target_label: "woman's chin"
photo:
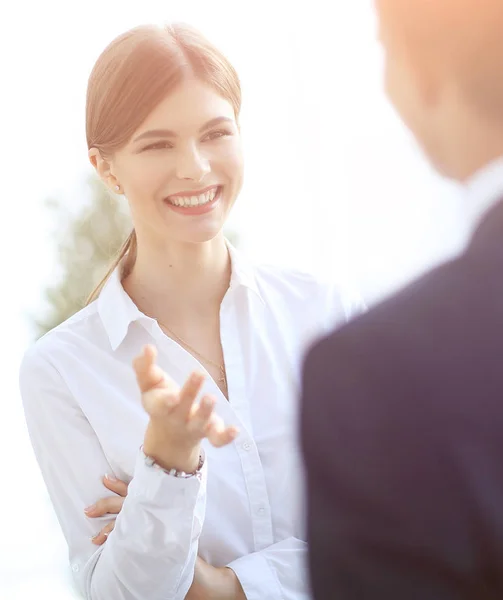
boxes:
[167,224,226,245]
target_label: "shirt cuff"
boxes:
[228,551,282,600]
[128,447,208,504]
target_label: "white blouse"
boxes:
[19,244,364,600]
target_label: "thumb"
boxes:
[133,345,176,393]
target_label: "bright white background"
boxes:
[0,1,468,597]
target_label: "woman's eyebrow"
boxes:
[132,116,234,144]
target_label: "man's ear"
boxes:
[88,147,121,192]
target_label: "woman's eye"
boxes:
[143,142,173,151]
[204,129,231,141]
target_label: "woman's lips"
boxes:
[164,186,222,216]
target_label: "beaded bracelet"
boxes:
[141,447,205,479]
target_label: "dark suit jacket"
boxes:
[301,198,503,600]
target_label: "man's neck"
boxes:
[122,233,231,325]
[455,144,503,184]
[440,99,503,183]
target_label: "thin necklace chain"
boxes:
[157,320,227,390]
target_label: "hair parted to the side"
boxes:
[85,23,242,304]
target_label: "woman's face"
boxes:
[109,78,243,246]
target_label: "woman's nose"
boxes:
[175,144,211,181]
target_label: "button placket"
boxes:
[237,437,274,551]
[219,290,253,427]
[220,290,274,550]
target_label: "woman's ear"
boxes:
[88,147,121,192]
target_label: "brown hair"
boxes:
[86,23,242,303]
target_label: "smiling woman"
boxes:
[86,24,243,302]
[90,77,243,286]
[19,21,364,600]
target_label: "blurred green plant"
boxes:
[35,173,239,338]
[34,174,132,338]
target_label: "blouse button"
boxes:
[242,441,252,451]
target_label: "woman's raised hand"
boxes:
[133,345,238,473]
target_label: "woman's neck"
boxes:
[123,233,231,325]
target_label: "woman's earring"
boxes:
[115,184,121,193]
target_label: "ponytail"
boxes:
[86,229,137,305]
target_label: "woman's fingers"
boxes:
[84,476,127,547]
[133,345,160,392]
[190,396,239,445]
[133,345,177,394]
[134,351,238,446]
[84,495,125,517]
[190,394,216,432]
[177,372,206,418]
[212,425,240,448]
[206,414,239,448]
[102,474,128,497]
[139,369,204,419]
[91,520,116,546]
[141,387,180,417]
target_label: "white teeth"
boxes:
[168,187,219,207]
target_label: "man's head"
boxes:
[376,0,503,181]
